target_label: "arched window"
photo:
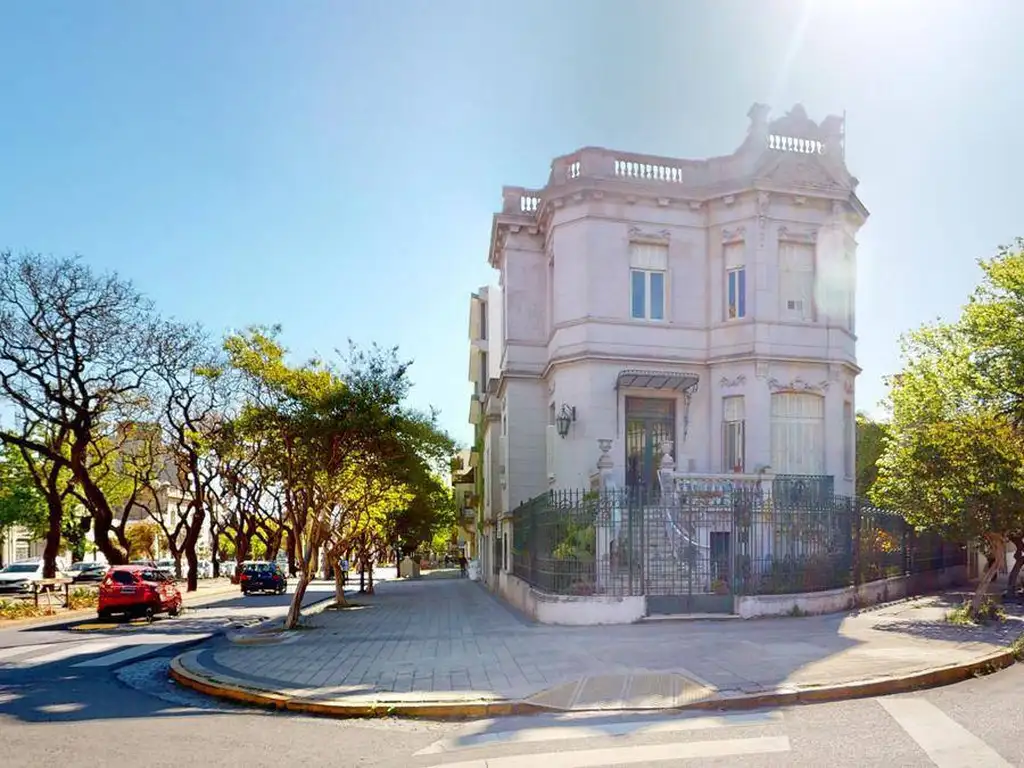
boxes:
[770,392,825,475]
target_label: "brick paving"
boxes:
[188,574,1024,709]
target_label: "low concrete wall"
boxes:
[497,572,647,625]
[734,566,969,619]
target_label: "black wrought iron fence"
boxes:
[510,486,967,599]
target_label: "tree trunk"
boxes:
[286,529,297,576]
[971,534,1006,615]
[333,557,349,607]
[265,529,281,562]
[1006,535,1024,599]
[359,565,365,593]
[209,515,220,578]
[41,494,63,579]
[70,436,127,565]
[285,570,310,629]
[366,560,374,594]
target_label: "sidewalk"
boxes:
[171,574,1024,718]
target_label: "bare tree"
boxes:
[152,326,235,591]
[0,252,171,564]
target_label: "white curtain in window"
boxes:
[770,392,825,474]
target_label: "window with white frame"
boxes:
[724,243,746,320]
[722,396,745,473]
[844,401,854,478]
[779,242,814,321]
[770,392,825,475]
[629,241,667,321]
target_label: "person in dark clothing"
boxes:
[458,554,468,577]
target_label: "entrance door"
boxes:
[624,397,676,492]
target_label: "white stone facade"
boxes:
[468,104,868,581]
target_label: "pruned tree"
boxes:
[0,252,172,564]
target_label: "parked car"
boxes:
[0,559,69,594]
[98,565,182,620]
[68,561,108,584]
[239,561,288,595]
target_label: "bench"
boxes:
[30,578,76,608]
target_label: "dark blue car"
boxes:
[239,561,288,595]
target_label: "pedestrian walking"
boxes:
[458,554,468,578]
[340,557,349,587]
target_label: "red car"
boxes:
[98,565,183,620]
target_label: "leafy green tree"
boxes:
[0,443,47,566]
[855,413,888,497]
[874,319,1024,614]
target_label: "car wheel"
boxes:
[97,608,112,620]
[144,605,155,623]
[169,600,182,617]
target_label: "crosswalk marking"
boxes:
[72,635,205,668]
[421,736,791,768]
[0,633,209,669]
[14,639,123,666]
[416,710,784,755]
[0,643,50,662]
[878,698,1011,767]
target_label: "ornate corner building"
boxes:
[467,104,868,590]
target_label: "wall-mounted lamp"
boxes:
[555,403,576,438]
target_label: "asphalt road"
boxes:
[3,583,1024,767]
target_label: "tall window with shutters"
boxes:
[770,392,825,475]
[722,396,745,473]
[779,242,815,322]
[629,241,668,321]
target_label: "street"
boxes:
[2,578,1023,767]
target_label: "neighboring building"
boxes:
[468,286,504,585]
[468,103,867,591]
[0,525,45,567]
[449,449,477,559]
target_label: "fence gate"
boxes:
[620,490,733,614]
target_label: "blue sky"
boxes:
[1,1,1021,446]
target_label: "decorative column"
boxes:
[658,439,676,497]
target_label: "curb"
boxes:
[169,645,1020,721]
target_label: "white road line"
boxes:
[12,639,123,666]
[0,644,51,663]
[878,698,1011,767]
[416,711,784,755]
[73,633,208,668]
[421,736,790,768]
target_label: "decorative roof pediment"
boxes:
[755,151,847,192]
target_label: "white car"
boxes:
[0,559,69,594]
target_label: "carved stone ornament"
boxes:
[722,226,746,245]
[628,226,671,245]
[720,374,747,389]
[844,379,854,395]
[755,362,770,379]
[767,377,831,394]
[757,192,771,247]
[777,225,818,245]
